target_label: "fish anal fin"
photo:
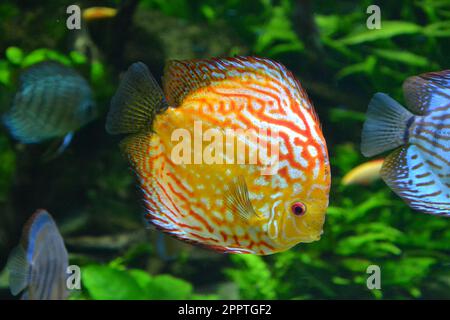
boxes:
[381,145,450,215]
[119,132,158,174]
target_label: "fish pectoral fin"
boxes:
[41,132,74,161]
[224,175,261,223]
[7,245,30,296]
[361,93,413,157]
[58,132,74,154]
[381,145,450,215]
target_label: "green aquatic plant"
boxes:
[0,135,15,202]
[80,263,217,300]
[225,255,278,300]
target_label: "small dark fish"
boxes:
[7,210,69,300]
[361,70,450,215]
[2,61,96,152]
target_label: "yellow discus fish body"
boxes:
[108,57,331,254]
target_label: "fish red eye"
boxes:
[291,202,306,216]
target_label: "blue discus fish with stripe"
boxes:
[361,70,450,215]
[7,210,69,300]
[2,61,96,152]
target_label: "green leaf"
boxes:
[315,14,341,37]
[341,258,372,272]
[423,21,450,37]
[382,257,437,286]
[200,5,215,22]
[225,255,277,299]
[0,60,11,86]
[128,269,153,289]
[339,21,422,45]
[336,56,377,80]
[5,46,23,65]
[254,5,303,55]
[372,48,432,67]
[21,48,71,67]
[82,265,145,300]
[70,51,87,65]
[90,61,105,83]
[145,275,193,300]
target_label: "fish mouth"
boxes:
[289,209,325,244]
[276,215,324,246]
[299,228,323,243]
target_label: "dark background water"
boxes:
[0,0,449,299]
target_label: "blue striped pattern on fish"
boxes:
[2,61,96,144]
[7,210,69,300]
[361,70,450,216]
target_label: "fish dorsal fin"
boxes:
[7,245,30,296]
[20,61,80,85]
[106,62,168,135]
[162,56,313,109]
[402,70,450,115]
[381,146,450,215]
[21,209,52,247]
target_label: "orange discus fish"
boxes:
[106,56,330,255]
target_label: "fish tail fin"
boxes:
[2,112,36,144]
[361,93,413,157]
[106,62,168,135]
[2,113,14,137]
[6,245,30,296]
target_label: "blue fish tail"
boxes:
[6,245,30,296]
[361,93,414,157]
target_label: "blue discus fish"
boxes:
[361,70,450,215]
[2,61,96,153]
[7,210,69,300]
